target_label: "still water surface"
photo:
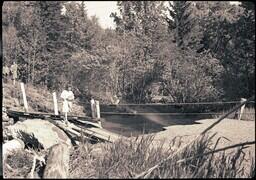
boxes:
[97,104,225,137]
[101,114,207,137]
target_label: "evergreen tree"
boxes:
[36,1,67,88]
[2,2,21,66]
[2,1,44,84]
[166,1,194,47]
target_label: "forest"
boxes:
[2,1,255,104]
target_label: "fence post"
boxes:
[238,98,246,120]
[95,100,101,119]
[53,92,59,115]
[95,100,102,127]
[90,99,96,118]
[20,82,28,112]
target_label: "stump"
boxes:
[43,143,70,178]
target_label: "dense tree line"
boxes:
[2,1,255,104]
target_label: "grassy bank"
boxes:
[69,134,255,178]
[3,132,255,178]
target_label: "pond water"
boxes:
[101,114,208,137]
[89,102,250,137]
[97,104,234,137]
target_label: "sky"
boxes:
[85,1,118,29]
[84,1,240,29]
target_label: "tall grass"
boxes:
[3,133,254,178]
[242,107,255,121]
[69,134,255,178]
[3,150,33,178]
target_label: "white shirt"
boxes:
[61,90,74,113]
[61,90,74,100]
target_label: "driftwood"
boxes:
[43,142,70,178]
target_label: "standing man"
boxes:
[67,86,75,112]
[10,61,18,85]
[60,85,74,125]
[3,65,10,83]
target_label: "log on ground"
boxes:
[43,142,71,178]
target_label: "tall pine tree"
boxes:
[166,1,194,48]
[36,1,67,88]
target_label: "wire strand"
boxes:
[101,112,255,116]
[104,101,255,106]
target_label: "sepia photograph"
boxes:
[1,1,255,178]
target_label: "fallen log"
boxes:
[43,142,70,178]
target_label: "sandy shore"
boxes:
[155,118,254,141]
[151,118,255,161]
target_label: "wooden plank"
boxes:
[88,127,121,142]
[68,122,124,143]
[6,109,93,121]
[71,118,102,128]
[76,127,119,142]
